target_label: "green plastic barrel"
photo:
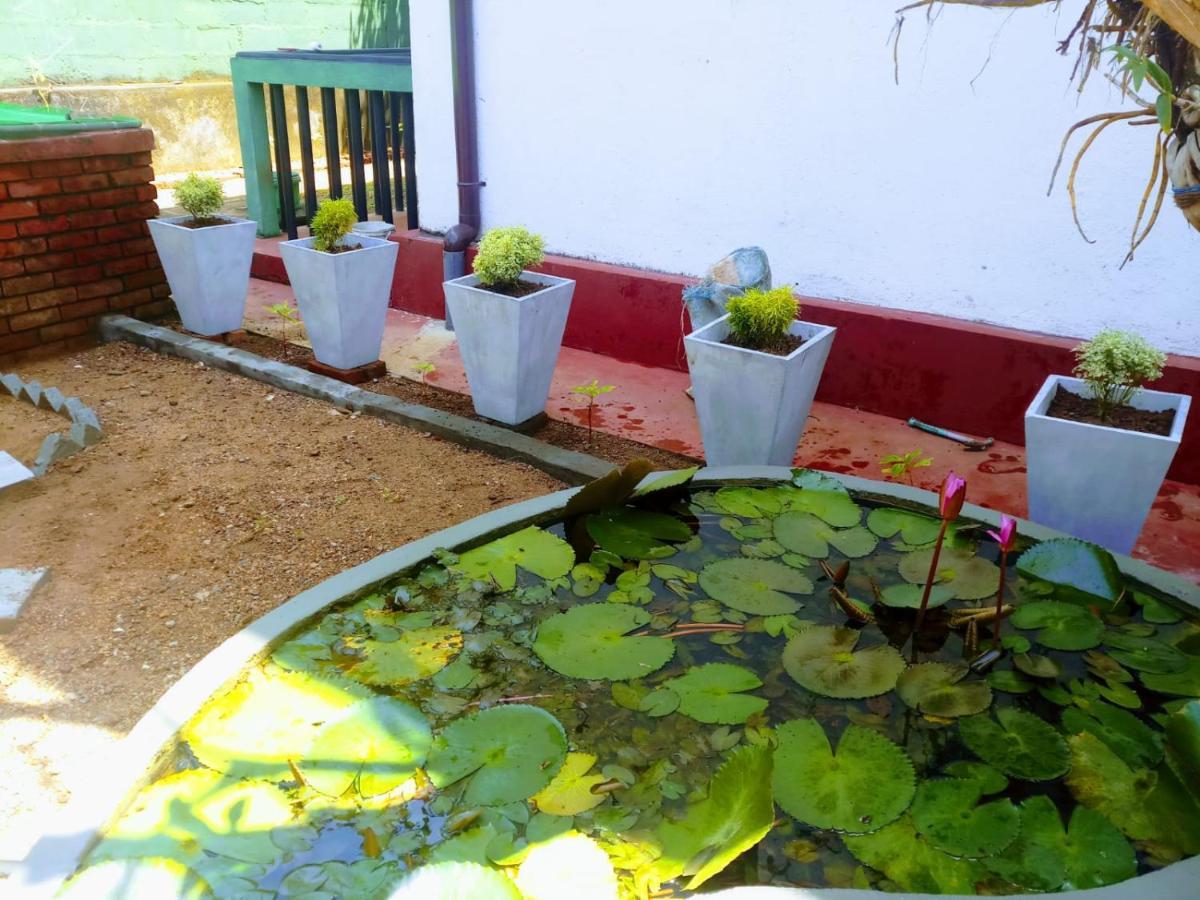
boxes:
[0,102,140,140]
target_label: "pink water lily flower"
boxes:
[938,471,967,521]
[988,515,1018,553]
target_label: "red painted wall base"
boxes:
[255,229,1200,484]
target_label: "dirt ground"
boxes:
[0,341,563,862]
[0,393,64,468]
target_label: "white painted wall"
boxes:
[411,0,1199,356]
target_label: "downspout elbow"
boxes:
[443,222,478,253]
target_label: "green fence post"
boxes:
[231,65,277,237]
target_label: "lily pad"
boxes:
[773,511,878,559]
[985,794,1136,891]
[1013,653,1061,679]
[791,468,850,493]
[698,558,812,615]
[586,509,691,560]
[877,583,956,610]
[788,489,864,527]
[1103,630,1188,674]
[943,761,1008,795]
[634,466,700,496]
[280,860,398,897]
[389,861,521,899]
[1142,653,1200,697]
[1062,700,1163,770]
[346,627,463,687]
[843,816,983,894]
[867,507,943,547]
[1166,701,1200,805]
[452,526,574,590]
[714,486,788,517]
[649,745,775,890]
[1133,590,1184,625]
[663,663,767,724]
[1065,732,1175,845]
[427,705,567,806]
[958,708,1070,781]
[987,670,1033,694]
[301,696,431,797]
[532,604,674,681]
[517,833,618,899]
[911,778,1019,858]
[782,625,906,699]
[898,546,999,600]
[772,718,914,833]
[59,858,212,900]
[1016,537,1122,602]
[896,662,993,718]
[1010,601,1103,651]
[531,752,608,815]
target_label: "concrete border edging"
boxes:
[97,315,611,485]
[0,372,103,477]
[13,468,1200,899]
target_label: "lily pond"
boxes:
[63,469,1200,899]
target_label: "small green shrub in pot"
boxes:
[175,174,224,223]
[725,286,799,352]
[1073,329,1168,422]
[310,198,359,253]
[473,226,545,290]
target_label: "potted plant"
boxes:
[278,198,399,372]
[148,174,257,336]
[442,227,575,427]
[1025,329,1190,553]
[684,286,836,466]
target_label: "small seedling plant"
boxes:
[570,379,615,444]
[725,287,798,354]
[473,226,545,291]
[880,449,932,486]
[1072,329,1167,422]
[175,174,224,224]
[413,361,436,384]
[310,198,358,253]
[265,303,302,342]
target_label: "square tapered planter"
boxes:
[1025,375,1190,554]
[279,236,399,370]
[685,315,836,466]
[443,272,575,427]
[148,215,257,336]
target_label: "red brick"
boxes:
[38,194,92,215]
[108,287,151,310]
[0,237,46,259]
[116,201,158,222]
[88,187,139,208]
[17,216,70,236]
[122,267,165,289]
[0,129,153,165]
[8,177,61,199]
[109,166,155,187]
[38,318,92,341]
[0,330,40,355]
[0,296,28,316]
[0,224,15,240]
[134,184,158,202]
[134,299,173,319]
[53,266,102,288]
[67,210,115,230]
[30,158,82,177]
[0,184,7,201]
[61,172,110,193]
[0,163,31,181]
[95,222,142,244]
[48,230,96,252]
[0,318,8,335]
[80,156,127,174]
[76,278,123,300]
[0,200,39,221]
[22,251,76,274]
[130,151,153,166]
[151,282,171,299]
[58,297,109,321]
[2,272,53,296]
[26,286,77,310]
[104,255,147,277]
[75,243,123,265]
[0,260,23,279]
[9,307,59,331]
[121,237,156,255]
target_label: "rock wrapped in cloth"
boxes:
[1168,85,1200,232]
[682,247,772,331]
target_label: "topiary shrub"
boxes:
[310,198,359,253]
[1073,329,1167,422]
[473,226,545,289]
[175,174,224,222]
[725,287,799,353]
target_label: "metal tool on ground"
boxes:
[907,418,994,451]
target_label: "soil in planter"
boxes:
[481,278,549,298]
[178,216,236,229]
[320,242,363,255]
[1046,385,1175,436]
[722,332,805,356]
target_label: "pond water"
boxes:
[63,470,1200,898]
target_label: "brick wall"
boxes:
[0,128,168,360]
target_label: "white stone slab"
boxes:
[0,567,48,631]
[0,451,34,491]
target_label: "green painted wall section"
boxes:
[1,0,409,86]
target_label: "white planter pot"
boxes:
[147,215,256,336]
[279,236,399,370]
[443,272,575,426]
[685,315,836,466]
[1025,374,1191,554]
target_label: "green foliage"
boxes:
[175,173,223,221]
[531,603,675,681]
[413,360,436,383]
[265,302,298,323]
[880,449,932,482]
[570,379,615,401]
[782,625,906,699]
[1073,329,1167,421]
[310,198,358,253]
[1109,45,1175,131]
[725,286,798,350]
[473,226,545,288]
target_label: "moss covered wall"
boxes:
[1,0,409,85]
